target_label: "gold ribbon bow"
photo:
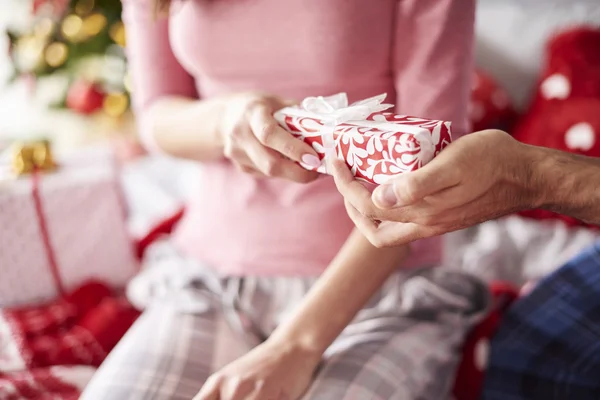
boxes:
[11,140,57,176]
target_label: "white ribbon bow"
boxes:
[301,93,394,125]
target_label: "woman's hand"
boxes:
[219,93,321,183]
[194,339,320,400]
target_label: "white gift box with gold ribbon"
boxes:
[0,142,138,307]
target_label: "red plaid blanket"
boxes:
[0,281,139,399]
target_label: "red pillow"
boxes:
[469,69,517,132]
[511,26,600,229]
[535,26,600,103]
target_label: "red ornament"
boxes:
[66,80,105,115]
[32,0,69,15]
[536,26,600,103]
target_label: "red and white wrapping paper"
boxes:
[0,148,138,308]
[274,93,452,184]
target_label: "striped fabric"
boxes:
[80,243,489,400]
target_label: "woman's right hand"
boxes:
[219,93,321,183]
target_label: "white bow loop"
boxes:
[301,93,393,125]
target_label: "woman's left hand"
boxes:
[194,338,321,400]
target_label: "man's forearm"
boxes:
[530,145,600,225]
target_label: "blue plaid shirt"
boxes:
[481,240,600,400]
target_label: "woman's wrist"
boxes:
[266,330,324,366]
[268,323,328,358]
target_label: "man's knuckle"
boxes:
[363,206,379,220]
[400,180,419,203]
[420,214,436,226]
[355,197,373,215]
[431,226,446,237]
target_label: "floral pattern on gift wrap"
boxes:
[280,112,452,184]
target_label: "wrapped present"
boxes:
[0,141,138,308]
[274,93,452,184]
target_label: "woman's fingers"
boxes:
[343,201,380,240]
[329,159,383,220]
[227,146,268,177]
[243,133,319,183]
[194,375,221,400]
[247,101,321,168]
[223,95,321,183]
[344,200,430,248]
[224,377,255,400]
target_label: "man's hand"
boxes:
[330,130,544,247]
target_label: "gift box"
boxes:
[274,93,452,184]
[0,142,138,307]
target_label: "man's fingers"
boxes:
[330,159,381,218]
[248,102,320,167]
[372,157,459,209]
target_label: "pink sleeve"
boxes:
[122,0,198,151]
[393,0,475,137]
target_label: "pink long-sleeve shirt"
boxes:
[123,0,475,276]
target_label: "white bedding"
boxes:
[445,216,599,285]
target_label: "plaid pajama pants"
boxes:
[482,240,600,400]
[80,244,489,400]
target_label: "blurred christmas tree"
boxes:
[5,0,130,118]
